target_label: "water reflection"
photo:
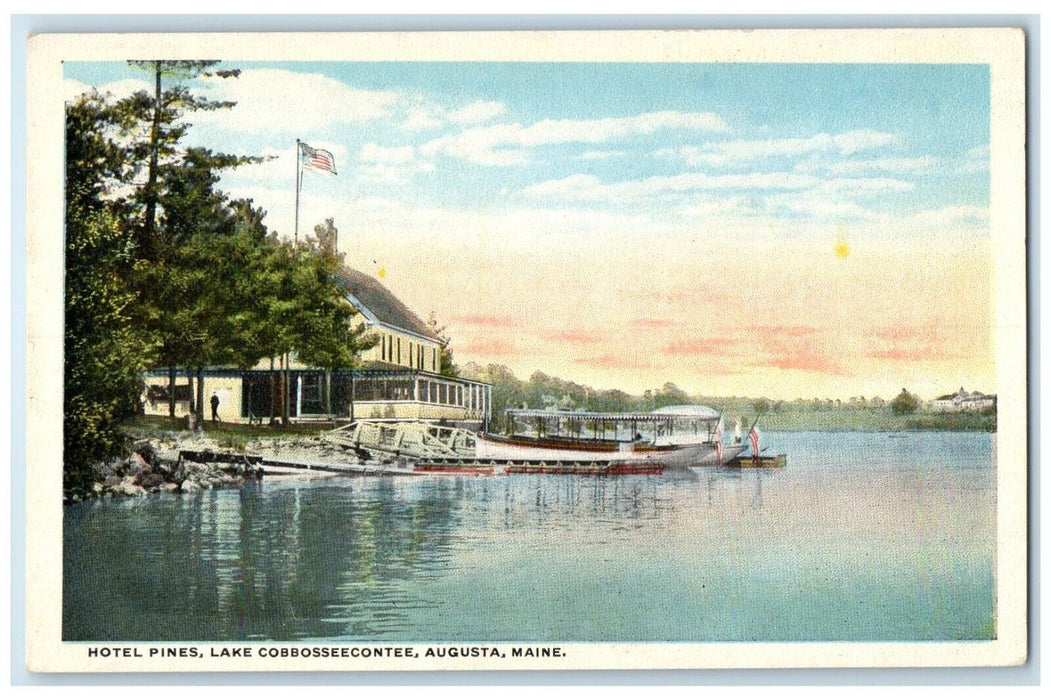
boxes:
[64,432,995,642]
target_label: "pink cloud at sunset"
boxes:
[453,315,517,328]
[751,325,819,337]
[629,318,676,329]
[461,340,518,357]
[867,323,956,362]
[750,328,843,375]
[543,330,607,344]
[572,354,664,371]
[663,337,738,356]
[868,348,940,362]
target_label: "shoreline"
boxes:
[77,430,372,503]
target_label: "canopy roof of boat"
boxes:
[651,404,721,419]
[505,407,721,423]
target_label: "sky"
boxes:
[63,60,993,401]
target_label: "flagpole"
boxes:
[294,138,301,244]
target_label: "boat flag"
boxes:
[299,141,337,174]
[749,426,760,465]
[714,417,724,463]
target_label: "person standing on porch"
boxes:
[210,391,220,423]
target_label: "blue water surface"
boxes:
[63,431,995,642]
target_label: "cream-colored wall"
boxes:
[361,325,440,372]
[355,401,481,422]
[142,375,245,423]
[143,374,486,426]
[247,325,441,372]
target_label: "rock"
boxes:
[136,471,165,490]
[103,475,122,490]
[180,479,202,493]
[157,482,179,493]
[131,441,157,466]
[117,478,147,497]
[120,455,148,478]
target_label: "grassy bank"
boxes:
[709,405,997,433]
[121,415,333,450]
[123,406,995,443]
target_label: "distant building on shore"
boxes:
[142,267,491,427]
[931,387,996,412]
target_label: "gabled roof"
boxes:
[337,267,440,342]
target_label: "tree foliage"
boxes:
[890,388,921,415]
[64,96,158,499]
[427,312,459,377]
[63,68,376,495]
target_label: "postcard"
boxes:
[25,28,1027,672]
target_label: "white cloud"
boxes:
[400,98,507,131]
[667,129,901,167]
[519,171,818,201]
[814,177,915,197]
[579,150,626,160]
[763,193,880,221]
[401,104,445,131]
[191,69,398,133]
[832,129,901,155]
[959,145,990,173]
[677,196,757,218]
[826,156,936,175]
[218,141,348,193]
[448,100,507,124]
[357,161,435,186]
[357,144,436,185]
[422,110,729,166]
[360,143,416,164]
[910,205,989,228]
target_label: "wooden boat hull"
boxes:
[476,435,745,469]
[412,457,665,476]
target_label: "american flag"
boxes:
[299,142,337,174]
[714,418,724,463]
[749,426,760,465]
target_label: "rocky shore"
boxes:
[92,432,361,499]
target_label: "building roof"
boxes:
[337,267,440,342]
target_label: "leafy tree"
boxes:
[427,312,460,377]
[314,217,338,254]
[64,96,157,499]
[890,388,921,415]
[260,232,378,425]
[135,147,265,419]
[291,236,378,371]
[125,60,238,253]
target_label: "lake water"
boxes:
[63,431,995,642]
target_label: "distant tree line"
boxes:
[64,61,373,499]
[459,363,969,432]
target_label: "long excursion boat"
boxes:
[324,405,748,473]
[479,406,747,470]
